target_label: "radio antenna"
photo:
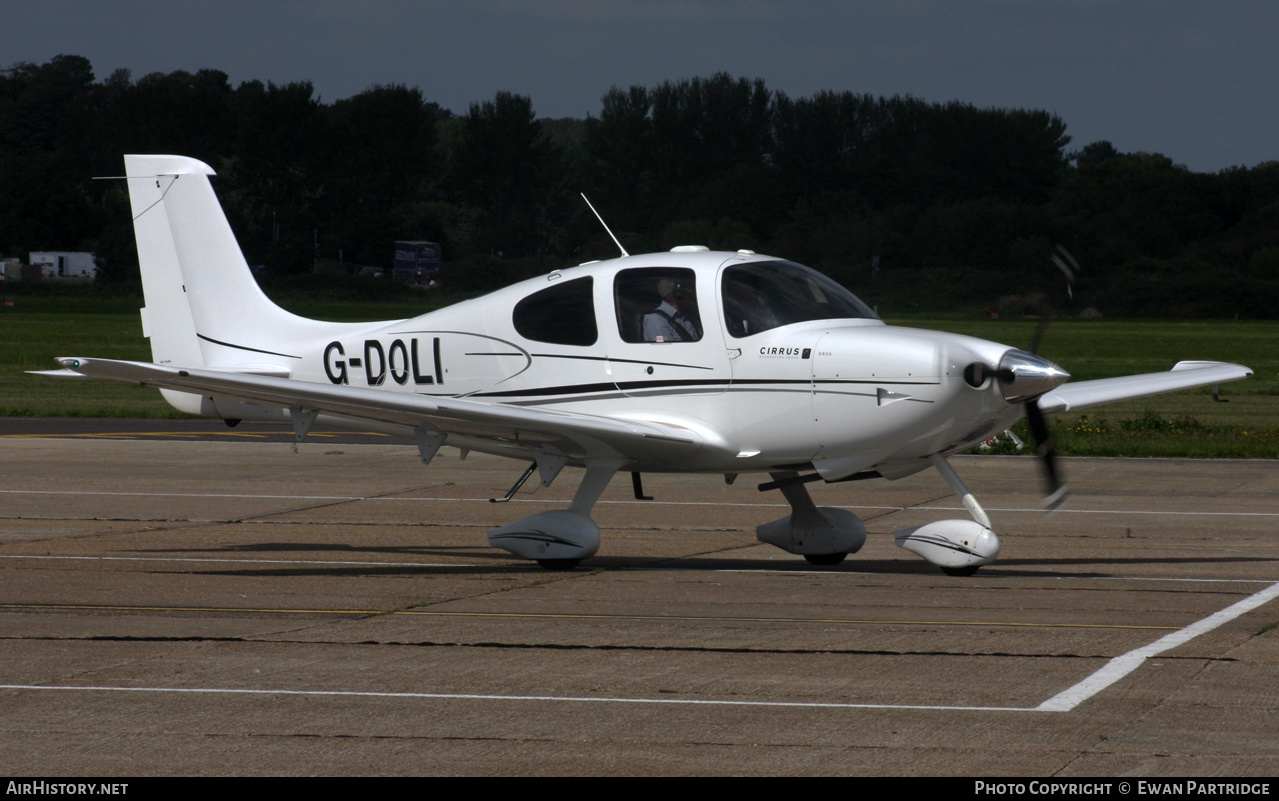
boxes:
[580,193,629,258]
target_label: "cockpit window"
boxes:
[512,277,597,346]
[614,267,703,343]
[721,260,877,338]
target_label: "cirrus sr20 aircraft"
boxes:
[44,155,1253,575]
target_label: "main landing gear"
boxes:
[487,453,1001,576]
[756,471,867,564]
[486,456,625,570]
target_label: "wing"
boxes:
[54,357,714,465]
[1037,361,1252,414]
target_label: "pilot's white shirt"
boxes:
[643,300,699,342]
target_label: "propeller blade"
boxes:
[1029,315,1050,355]
[1051,245,1079,283]
[1033,243,1080,354]
[1012,244,1077,508]
[1025,400,1068,508]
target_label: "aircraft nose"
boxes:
[995,349,1070,403]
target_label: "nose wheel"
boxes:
[893,454,1002,575]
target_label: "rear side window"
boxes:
[512,277,597,346]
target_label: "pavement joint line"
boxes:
[3,489,1277,516]
[0,601,1185,630]
[1,603,374,615]
[1035,579,1279,712]
[5,579,1274,714]
[0,684,1034,712]
[3,554,1276,585]
[0,554,503,569]
[392,610,1174,629]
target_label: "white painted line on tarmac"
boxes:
[1036,580,1279,712]
[919,504,1279,518]
[4,583,1276,714]
[0,489,390,502]
[0,683,1030,713]
[710,567,1276,583]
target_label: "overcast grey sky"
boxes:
[7,0,1276,172]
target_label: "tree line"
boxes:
[3,54,1277,317]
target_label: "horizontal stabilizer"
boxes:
[1037,361,1252,413]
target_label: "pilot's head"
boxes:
[658,277,679,300]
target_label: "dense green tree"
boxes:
[314,84,444,265]
[451,91,560,257]
[1,55,1277,318]
[0,56,102,256]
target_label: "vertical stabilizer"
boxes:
[124,155,328,370]
[125,155,206,368]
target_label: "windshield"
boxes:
[721,260,877,338]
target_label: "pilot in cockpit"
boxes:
[643,277,701,342]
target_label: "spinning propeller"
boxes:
[964,348,1070,505]
[1023,370,1068,509]
[966,245,1079,507]
[1023,245,1078,507]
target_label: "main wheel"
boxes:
[941,565,979,577]
[537,558,581,571]
[804,553,847,566]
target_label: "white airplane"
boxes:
[45,155,1253,574]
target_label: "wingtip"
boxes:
[26,368,86,378]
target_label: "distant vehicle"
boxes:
[46,155,1252,574]
[394,241,440,285]
[29,251,97,280]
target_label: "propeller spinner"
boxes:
[966,349,1071,507]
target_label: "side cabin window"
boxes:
[722,260,877,338]
[512,276,597,346]
[614,267,703,343]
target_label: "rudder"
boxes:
[125,155,206,369]
[124,155,322,370]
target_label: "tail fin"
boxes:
[125,155,206,368]
[124,155,328,371]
